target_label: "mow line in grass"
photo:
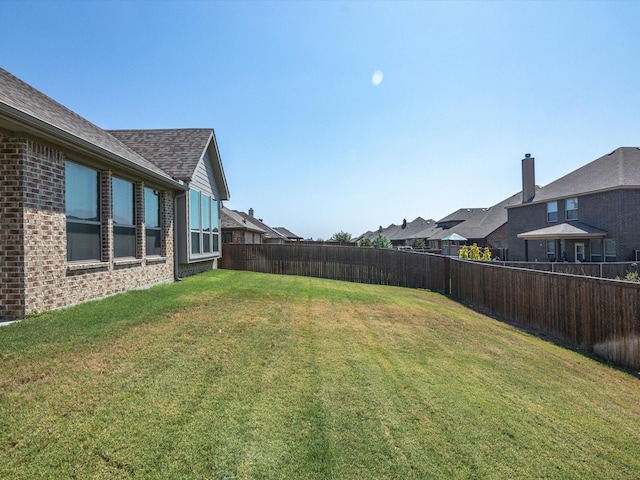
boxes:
[0,270,639,479]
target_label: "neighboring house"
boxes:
[273,227,303,242]
[234,209,289,244]
[507,150,640,262]
[109,129,229,277]
[428,192,534,256]
[388,217,438,247]
[426,208,486,249]
[0,68,229,321]
[221,206,265,244]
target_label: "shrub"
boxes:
[331,231,353,244]
[371,234,392,249]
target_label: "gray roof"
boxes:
[517,221,607,240]
[234,211,286,241]
[108,129,212,180]
[110,128,230,200]
[0,68,181,187]
[221,207,265,233]
[511,147,640,207]
[437,208,485,224]
[431,191,528,241]
[389,217,438,241]
[273,227,302,240]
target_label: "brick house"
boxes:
[220,206,265,244]
[507,150,640,262]
[0,68,229,321]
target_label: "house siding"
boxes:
[0,136,177,321]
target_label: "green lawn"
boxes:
[1,270,639,479]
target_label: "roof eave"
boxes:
[0,104,186,191]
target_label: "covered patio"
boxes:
[517,221,608,262]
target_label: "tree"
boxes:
[330,231,352,244]
[411,238,426,249]
[371,234,392,249]
[357,238,372,247]
[458,245,469,259]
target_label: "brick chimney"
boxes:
[249,208,254,217]
[522,153,535,203]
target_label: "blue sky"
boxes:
[4,0,640,239]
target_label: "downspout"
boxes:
[174,190,187,281]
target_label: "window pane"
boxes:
[67,222,101,261]
[146,229,162,256]
[144,188,160,228]
[212,198,219,233]
[566,198,578,220]
[202,194,211,232]
[112,177,135,225]
[546,240,556,259]
[605,239,616,261]
[203,232,211,253]
[66,161,99,221]
[190,189,201,230]
[547,202,558,222]
[191,231,201,254]
[114,225,136,258]
[590,240,602,262]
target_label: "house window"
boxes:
[566,197,578,220]
[202,194,212,253]
[145,187,162,256]
[547,201,558,222]
[546,240,556,260]
[189,189,220,257]
[212,197,220,253]
[590,239,602,262]
[604,239,616,262]
[112,177,136,258]
[66,161,101,262]
[190,189,201,255]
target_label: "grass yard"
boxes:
[1,270,639,479]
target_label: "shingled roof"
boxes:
[0,68,181,187]
[221,207,265,233]
[511,147,640,206]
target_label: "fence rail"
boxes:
[220,244,640,371]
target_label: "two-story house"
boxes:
[507,150,640,262]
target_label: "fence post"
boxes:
[443,256,451,295]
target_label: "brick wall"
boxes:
[0,136,178,321]
[0,137,27,319]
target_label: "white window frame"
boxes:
[566,197,578,221]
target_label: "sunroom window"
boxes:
[189,188,221,257]
[145,187,162,256]
[112,177,136,258]
[66,161,101,262]
[566,198,578,220]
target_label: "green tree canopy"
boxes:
[330,231,353,244]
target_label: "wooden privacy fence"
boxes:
[220,244,640,370]
[220,243,447,291]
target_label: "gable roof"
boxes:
[517,221,607,240]
[511,147,640,207]
[437,208,486,224]
[221,206,265,233]
[234,211,287,241]
[273,227,302,240]
[0,68,182,188]
[109,128,230,200]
